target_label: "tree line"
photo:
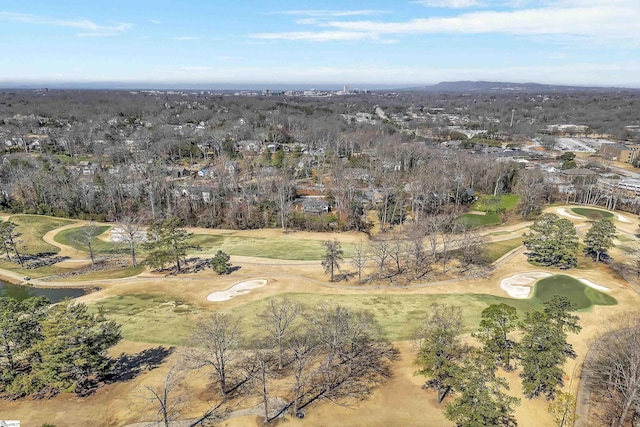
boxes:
[322,220,489,285]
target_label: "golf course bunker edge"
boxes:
[207,279,268,302]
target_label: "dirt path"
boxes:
[42,220,90,259]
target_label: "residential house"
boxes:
[301,198,330,214]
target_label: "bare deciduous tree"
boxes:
[140,368,184,427]
[350,241,369,284]
[256,297,303,370]
[587,319,640,427]
[184,313,242,397]
[118,215,145,267]
[74,220,99,266]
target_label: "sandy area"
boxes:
[616,214,631,223]
[500,271,552,298]
[109,227,147,243]
[579,278,610,292]
[207,279,268,302]
[556,207,584,220]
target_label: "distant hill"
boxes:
[400,81,638,93]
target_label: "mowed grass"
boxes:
[63,264,146,282]
[8,215,75,255]
[190,234,354,260]
[571,207,614,220]
[54,225,128,254]
[0,261,75,278]
[471,194,521,213]
[89,292,540,344]
[89,294,200,345]
[219,292,543,341]
[485,237,524,263]
[532,274,617,310]
[458,212,501,228]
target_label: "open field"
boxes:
[89,293,200,345]
[190,232,355,260]
[9,214,75,255]
[219,292,542,341]
[0,207,639,426]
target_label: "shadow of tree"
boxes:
[107,346,175,383]
[226,266,242,274]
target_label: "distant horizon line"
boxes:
[1,80,639,91]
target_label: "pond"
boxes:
[0,280,87,303]
[532,274,617,310]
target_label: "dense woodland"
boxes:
[0,89,638,231]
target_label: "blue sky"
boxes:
[1,0,639,88]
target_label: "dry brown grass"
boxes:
[1,210,640,426]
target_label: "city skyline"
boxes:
[1,0,639,88]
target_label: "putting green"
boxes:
[570,207,614,220]
[532,274,617,310]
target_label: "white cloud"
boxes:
[269,10,387,17]
[411,0,481,8]
[0,11,132,36]
[250,31,379,42]
[172,36,202,41]
[324,4,640,43]
[150,19,161,24]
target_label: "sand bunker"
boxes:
[110,227,147,243]
[616,214,631,223]
[500,272,552,299]
[556,208,584,220]
[579,278,610,292]
[207,279,268,302]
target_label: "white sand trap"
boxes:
[207,279,268,302]
[110,227,147,243]
[500,272,552,299]
[616,214,631,223]
[556,208,584,220]
[579,278,610,292]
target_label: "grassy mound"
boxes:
[570,207,614,220]
[532,274,617,310]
